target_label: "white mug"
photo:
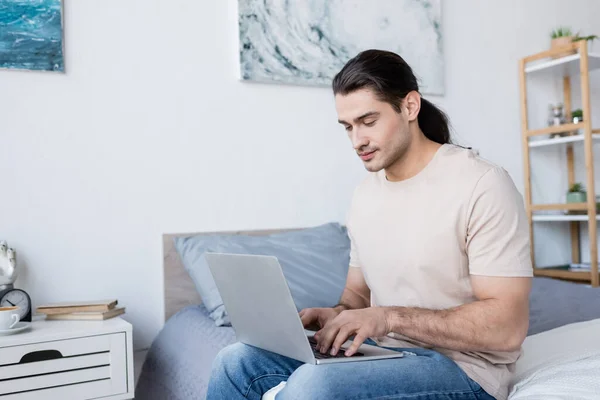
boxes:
[0,307,20,329]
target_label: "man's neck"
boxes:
[385,134,442,183]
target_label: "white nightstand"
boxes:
[0,317,134,400]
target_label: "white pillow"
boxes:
[509,318,600,399]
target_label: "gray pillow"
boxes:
[528,277,600,336]
[174,223,350,326]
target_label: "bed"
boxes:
[134,227,600,400]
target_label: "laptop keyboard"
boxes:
[308,337,364,359]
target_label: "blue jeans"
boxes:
[206,340,497,400]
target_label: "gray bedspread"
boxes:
[135,305,236,400]
[527,277,600,335]
[135,277,600,400]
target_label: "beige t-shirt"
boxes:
[347,143,533,400]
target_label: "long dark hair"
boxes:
[332,49,451,145]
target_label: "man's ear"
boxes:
[403,91,421,122]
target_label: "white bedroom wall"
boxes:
[1,0,599,350]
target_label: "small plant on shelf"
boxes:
[551,27,574,56]
[567,182,587,203]
[550,27,597,57]
[551,27,573,39]
[573,34,598,43]
[573,32,597,52]
[571,109,583,123]
[569,182,584,192]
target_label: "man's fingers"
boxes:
[300,312,314,328]
[330,325,355,356]
[300,314,308,327]
[300,310,323,331]
[345,333,366,357]
[317,310,352,353]
[316,322,341,354]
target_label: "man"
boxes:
[207,49,532,400]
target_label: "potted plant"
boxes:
[551,27,576,58]
[573,33,598,52]
[571,109,583,124]
[567,182,587,203]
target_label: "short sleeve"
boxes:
[348,227,361,268]
[346,196,361,269]
[466,167,533,277]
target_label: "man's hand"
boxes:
[299,307,343,331]
[313,307,390,357]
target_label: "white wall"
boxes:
[2,0,599,349]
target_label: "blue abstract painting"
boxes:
[0,0,64,72]
[238,0,443,95]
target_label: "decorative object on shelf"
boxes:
[550,27,598,58]
[566,183,587,203]
[573,34,598,42]
[237,0,444,94]
[573,33,598,52]
[551,27,576,58]
[0,0,64,72]
[569,262,594,271]
[0,241,32,322]
[571,108,584,124]
[547,103,569,138]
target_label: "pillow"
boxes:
[509,318,600,399]
[527,277,600,336]
[174,223,350,326]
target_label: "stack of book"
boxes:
[36,299,125,321]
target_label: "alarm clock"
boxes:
[0,286,32,322]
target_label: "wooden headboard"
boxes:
[163,228,301,321]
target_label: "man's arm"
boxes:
[317,274,531,357]
[334,267,371,312]
[384,275,531,353]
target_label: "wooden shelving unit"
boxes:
[519,40,600,287]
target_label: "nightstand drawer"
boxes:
[0,333,127,399]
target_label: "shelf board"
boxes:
[531,203,588,211]
[529,133,600,147]
[527,123,584,137]
[533,267,596,282]
[525,52,600,76]
[532,214,600,221]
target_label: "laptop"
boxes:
[205,252,404,364]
